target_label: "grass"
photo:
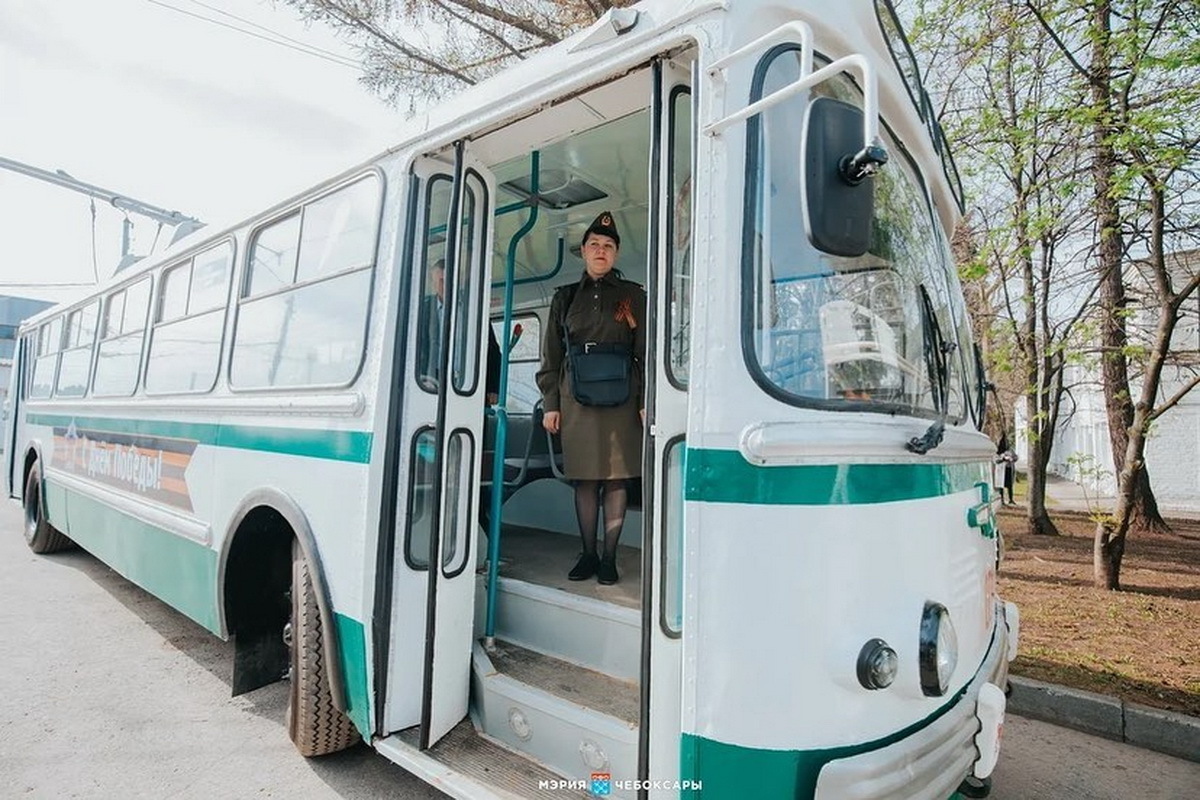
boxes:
[996,507,1200,717]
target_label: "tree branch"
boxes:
[1023,0,1090,81]
[1147,374,1200,422]
[440,0,562,44]
[432,0,525,60]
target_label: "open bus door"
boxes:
[4,334,28,497]
[642,55,695,790]
[383,143,495,748]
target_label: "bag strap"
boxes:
[557,282,579,355]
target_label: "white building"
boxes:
[1026,249,1199,513]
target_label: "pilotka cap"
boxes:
[581,211,620,248]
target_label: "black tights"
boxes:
[574,479,628,561]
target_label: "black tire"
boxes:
[286,540,358,757]
[958,774,993,799]
[23,463,74,554]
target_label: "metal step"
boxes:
[472,639,640,798]
[487,638,639,724]
[476,576,641,681]
[376,718,588,800]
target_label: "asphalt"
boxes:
[1002,473,1200,764]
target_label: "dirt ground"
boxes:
[996,507,1200,717]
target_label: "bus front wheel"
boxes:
[286,540,358,757]
[23,463,73,554]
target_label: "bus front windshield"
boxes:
[745,50,972,422]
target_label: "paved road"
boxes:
[1,497,1197,798]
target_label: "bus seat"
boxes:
[481,400,564,492]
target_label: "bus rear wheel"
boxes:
[23,463,73,554]
[286,540,358,757]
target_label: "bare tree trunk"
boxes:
[1129,468,1170,533]
[1088,0,1171,543]
[1095,175,1193,588]
[1025,389,1059,536]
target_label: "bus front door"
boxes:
[384,144,495,748]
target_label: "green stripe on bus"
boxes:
[681,686,970,799]
[27,413,372,463]
[55,487,221,633]
[335,615,372,737]
[684,448,988,505]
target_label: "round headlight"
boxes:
[857,638,899,690]
[919,602,958,696]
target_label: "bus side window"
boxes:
[94,277,152,397]
[29,317,63,400]
[55,301,100,398]
[232,174,381,390]
[145,241,232,395]
[491,313,541,413]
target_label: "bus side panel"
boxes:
[53,483,221,633]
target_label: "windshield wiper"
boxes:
[906,284,955,455]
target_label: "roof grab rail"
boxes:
[707,20,814,79]
[703,22,883,164]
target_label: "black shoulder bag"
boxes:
[557,284,632,407]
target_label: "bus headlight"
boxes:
[856,638,899,690]
[919,602,958,696]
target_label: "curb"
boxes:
[1008,676,1200,763]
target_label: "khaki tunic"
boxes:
[537,271,646,480]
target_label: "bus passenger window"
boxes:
[29,318,62,399]
[55,301,99,398]
[94,277,151,397]
[491,314,541,414]
[233,174,381,390]
[145,241,232,395]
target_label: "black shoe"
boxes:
[568,552,599,581]
[597,556,618,585]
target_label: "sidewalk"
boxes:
[1037,472,1200,523]
[1008,677,1200,764]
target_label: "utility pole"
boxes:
[0,155,203,272]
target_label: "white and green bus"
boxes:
[7,1,1018,797]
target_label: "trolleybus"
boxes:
[8,1,1017,797]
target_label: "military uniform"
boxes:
[537,260,646,480]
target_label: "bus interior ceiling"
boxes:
[478,68,653,312]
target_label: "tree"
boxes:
[1026,0,1200,587]
[282,0,634,105]
[909,0,1099,535]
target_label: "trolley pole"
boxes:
[0,155,203,268]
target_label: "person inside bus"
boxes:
[417,258,501,404]
[537,212,646,585]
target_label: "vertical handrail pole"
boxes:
[485,151,540,645]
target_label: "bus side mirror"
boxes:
[802,97,886,257]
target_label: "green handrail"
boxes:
[484,151,540,645]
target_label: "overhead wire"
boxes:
[185,0,357,62]
[143,0,362,70]
[0,2,365,293]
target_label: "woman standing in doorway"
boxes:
[537,212,646,585]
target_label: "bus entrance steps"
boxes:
[475,575,640,682]
[376,718,581,800]
[471,639,639,797]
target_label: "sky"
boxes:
[0,0,403,305]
